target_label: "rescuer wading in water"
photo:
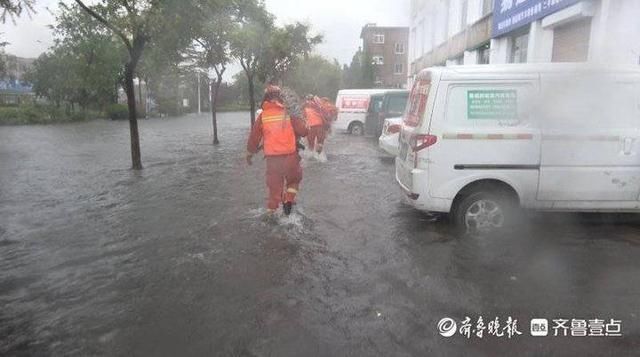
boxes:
[246,86,308,216]
[303,95,337,161]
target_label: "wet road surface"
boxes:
[2,112,640,356]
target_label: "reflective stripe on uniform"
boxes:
[262,115,290,124]
[286,188,298,194]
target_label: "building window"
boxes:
[373,34,385,44]
[551,18,592,63]
[510,31,529,63]
[372,56,384,65]
[395,42,405,54]
[478,43,490,64]
[394,63,404,74]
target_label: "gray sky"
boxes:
[1,0,410,66]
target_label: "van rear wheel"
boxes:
[452,190,516,235]
[349,122,364,136]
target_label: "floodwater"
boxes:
[1,112,640,356]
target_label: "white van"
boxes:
[334,89,388,135]
[396,64,640,233]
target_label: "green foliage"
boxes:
[0,0,34,23]
[229,71,265,106]
[229,0,274,74]
[105,103,128,120]
[0,105,97,125]
[261,22,323,83]
[284,55,342,100]
[145,63,197,117]
[25,3,124,110]
[229,54,342,107]
[341,48,375,89]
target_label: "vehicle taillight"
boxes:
[388,124,401,134]
[410,134,438,152]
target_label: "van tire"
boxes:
[349,122,364,136]
[451,189,517,235]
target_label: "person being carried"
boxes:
[303,95,330,162]
[246,85,308,216]
[319,96,337,137]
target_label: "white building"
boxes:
[409,0,640,80]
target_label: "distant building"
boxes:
[1,54,34,93]
[0,54,35,105]
[360,23,410,88]
[410,0,640,79]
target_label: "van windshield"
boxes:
[404,80,431,127]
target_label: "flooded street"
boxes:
[2,112,640,356]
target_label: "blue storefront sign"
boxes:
[492,0,582,38]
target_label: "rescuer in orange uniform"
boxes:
[246,86,308,216]
[303,96,327,158]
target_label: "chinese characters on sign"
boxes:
[340,96,370,112]
[492,0,582,37]
[546,318,623,337]
[438,317,623,339]
[467,90,518,120]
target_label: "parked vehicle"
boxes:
[378,117,403,156]
[365,90,409,137]
[364,94,385,136]
[395,64,640,234]
[334,89,388,135]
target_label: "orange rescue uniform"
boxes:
[247,100,308,210]
[304,105,327,153]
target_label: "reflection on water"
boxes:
[1,113,640,355]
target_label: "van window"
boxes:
[446,83,533,126]
[387,94,408,114]
[405,80,431,127]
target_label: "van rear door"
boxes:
[397,76,435,191]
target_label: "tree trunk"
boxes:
[138,78,144,117]
[124,62,143,170]
[211,77,222,145]
[248,74,256,126]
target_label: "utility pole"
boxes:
[197,71,201,115]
